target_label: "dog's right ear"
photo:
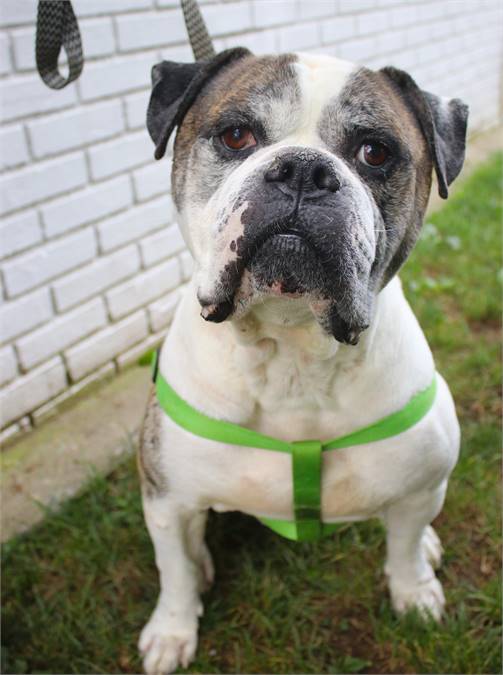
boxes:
[147,47,251,160]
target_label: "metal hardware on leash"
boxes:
[36,0,83,89]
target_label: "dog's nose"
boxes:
[264,153,340,196]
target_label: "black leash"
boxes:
[36,0,83,89]
[180,0,215,61]
[35,0,216,91]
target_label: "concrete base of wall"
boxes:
[2,125,502,542]
[1,366,151,541]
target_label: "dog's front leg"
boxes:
[139,496,212,674]
[384,482,447,621]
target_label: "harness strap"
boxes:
[151,349,437,542]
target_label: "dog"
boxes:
[137,48,468,673]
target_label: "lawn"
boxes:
[2,153,501,675]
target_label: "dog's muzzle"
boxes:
[199,148,377,344]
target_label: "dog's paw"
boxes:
[139,612,198,674]
[422,525,443,570]
[389,574,445,621]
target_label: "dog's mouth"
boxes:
[247,231,326,297]
[198,210,375,345]
[199,226,326,321]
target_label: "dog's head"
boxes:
[147,49,468,344]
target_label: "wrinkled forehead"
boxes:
[192,53,355,135]
[192,52,417,145]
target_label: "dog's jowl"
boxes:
[138,49,468,673]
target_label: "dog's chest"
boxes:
[233,330,362,440]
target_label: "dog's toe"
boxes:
[390,575,445,621]
[139,614,198,674]
[422,525,443,570]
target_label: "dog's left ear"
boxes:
[380,67,469,198]
[147,47,251,160]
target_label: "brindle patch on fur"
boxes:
[172,54,299,209]
[318,67,432,287]
[137,386,168,499]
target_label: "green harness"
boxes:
[152,350,437,542]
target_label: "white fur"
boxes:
[139,53,461,673]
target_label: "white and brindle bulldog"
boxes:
[138,48,468,673]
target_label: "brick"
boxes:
[390,4,418,28]
[0,345,17,387]
[16,298,108,370]
[72,0,152,16]
[106,257,180,319]
[0,0,36,27]
[65,311,148,380]
[321,15,355,43]
[97,195,173,251]
[0,288,53,344]
[226,29,277,54]
[0,33,11,75]
[139,224,185,267]
[338,35,378,62]
[124,89,151,130]
[159,43,194,62]
[0,152,87,216]
[339,0,376,11]
[88,130,153,180]
[252,0,297,28]
[0,125,29,170]
[80,17,116,57]
[180,249,194,281]
[78,54,153,101]
[41,175,132,238]
[11,27,36,71]
[0,421,23,445]
[28,100,124,159]
[419,2,446,22]
[148,288,180,331]
[0,211,42,259]
[2,228,97,298]
[116,10,186,51]
[389,49,417,71]
[405,24,430,48]
[202,2,253,36]
[53,245,141,311]
[0,74,77,123]
[279,22,319,51]
[376,29,406,55]
[299,1,336,20]
[116,332,164,370]
[0,357,67,427]
[133,162,171,202]
[357,9,389,35]
[32,362,116,424]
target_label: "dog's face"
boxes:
[147,50,468,344]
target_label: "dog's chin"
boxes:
[199,233,372,346]
[248,233,325,298]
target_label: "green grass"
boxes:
[2,153,502,675]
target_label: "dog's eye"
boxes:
[220,126,257,151]
[357,142,390,167]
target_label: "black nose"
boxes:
[264,152,340,196]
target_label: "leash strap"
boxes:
[36,0,83,89]
[151,349,437,541]
[181,0,216,61]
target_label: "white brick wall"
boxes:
[0,0,502,434]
